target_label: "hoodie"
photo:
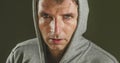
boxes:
[6,0,119,63]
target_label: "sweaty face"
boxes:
[38,0,78,51]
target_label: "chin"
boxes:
[49,45,65,51]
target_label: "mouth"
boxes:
[50,39,62,44]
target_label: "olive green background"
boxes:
[0,0,120,63]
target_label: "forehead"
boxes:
[38,0,77,14]
[41,0,74,7]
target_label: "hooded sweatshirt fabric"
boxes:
[6,0,119,63]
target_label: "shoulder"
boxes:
[15,38,38,48]
[84,41,118,63]
[13,38,39,51]
[6,38,40,63]
[12,38,39,55]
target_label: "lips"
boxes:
[51,39,62,44]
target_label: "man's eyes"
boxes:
[63,14,73,20]
[41,13,52,19]
[40,13,73,21]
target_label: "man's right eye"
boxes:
[41,13,52,20]
[43,14,50,18]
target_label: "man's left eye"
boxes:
[63,15,72,20]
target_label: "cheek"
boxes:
[39,18,49,32]
[39,24,50,43]
[39,18,45,24]
[64,21,77,37]
[38,19,50,38]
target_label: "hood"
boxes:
[32,0,89,63]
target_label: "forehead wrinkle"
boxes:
[42,0,60,8]
[41,1,60,15]
[41,0,74,9]
[42,6,73,17]
[39,0,77,16]
[39,0,77,8]
[56,3,76,15]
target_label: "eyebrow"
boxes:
[39,11,75,17]
[61,13,74,17]
[38,11,52,17]
[62,13,73,16]
[40,12,48,16]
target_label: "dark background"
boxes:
[0,0,120,63]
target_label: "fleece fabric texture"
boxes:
[6,0,119,63]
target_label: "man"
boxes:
[6,0,118,63]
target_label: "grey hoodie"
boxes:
[6,0,119,63]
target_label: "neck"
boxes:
[49,49,64,59]
[47,48,64,63]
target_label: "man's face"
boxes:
[38,0,78,51]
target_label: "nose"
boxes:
[50,17,63,35]
[54,18,63,35]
